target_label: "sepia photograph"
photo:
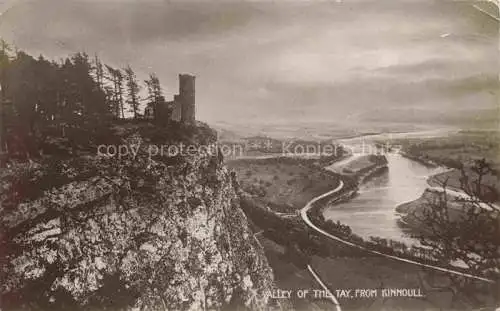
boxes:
[0,0,498,310]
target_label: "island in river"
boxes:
[229,131,499,311]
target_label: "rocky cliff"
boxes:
[0,124,276,310]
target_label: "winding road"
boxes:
[301,179,496,285]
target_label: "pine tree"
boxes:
[124,65,140,119]
[0,39,10,100]
[93,54,104,89]
[144,73,165,120]
[0,39,11,152]
[116,69,124,118]
[105,65,124,118]
[70,52,106,117]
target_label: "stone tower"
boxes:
[179,74,195,124]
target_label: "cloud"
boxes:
[0,0,497,127]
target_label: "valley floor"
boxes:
[234,151,498,310]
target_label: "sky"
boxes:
[0,0,498,135]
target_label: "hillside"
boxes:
[0,122,277,310]
[227,157,343,212]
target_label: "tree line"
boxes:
[0,40,171,156]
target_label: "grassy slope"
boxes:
[227,158,340,212]
[233,156,497,310]
[309,254,495,311]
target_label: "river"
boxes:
[322,132,451,245]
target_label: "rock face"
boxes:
[0,127,275,310]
